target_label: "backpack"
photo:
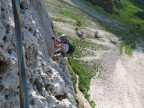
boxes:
[67,40,76,54]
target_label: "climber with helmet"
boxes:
[52,34,75,61]
[52,34,69,61]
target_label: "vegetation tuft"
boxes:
[34,79,43,93]
[0,60,8,73]
[68,58,100,108]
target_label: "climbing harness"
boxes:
[11,0,29,108]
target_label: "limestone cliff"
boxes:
[0,0,76,108]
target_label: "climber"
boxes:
[52,34,69,61]
[52,34,75,61]
[75,27,84,39]
[94,31,98,38]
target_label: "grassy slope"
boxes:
[45,0,92,27]
[80,0,144,55]
[83,0,144,35]
[117,0,144,34]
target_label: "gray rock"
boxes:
[0,0,77,108]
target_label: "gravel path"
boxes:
[89,44,144,108]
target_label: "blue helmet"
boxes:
[60,34,68,40]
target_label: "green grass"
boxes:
[80,0,144,55]
[66,60,80,107]
[68,58,92,92]
[0,60,8,73]
[59,8,87,26]
[83,0,138,26]
[66,60,77,92]
[81,0,144,34]
[65,35,104,108]
[120,42,135,56]
[68,58,100,108]
[117,0,144,28]
[46,0,94,28]
[67,58,97,107]
[50,16,74,24]
[66,36,109,58]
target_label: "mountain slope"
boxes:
[45,0,144,108]
[85,0,144,35]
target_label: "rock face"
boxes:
[0,0,76,108]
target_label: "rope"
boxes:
[11,0,29,108]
